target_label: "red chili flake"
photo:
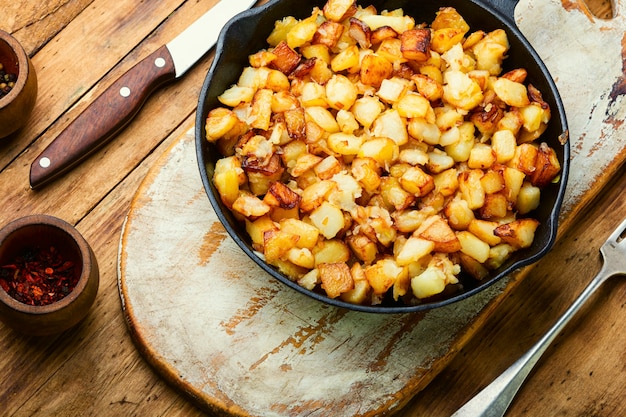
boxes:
[0,246,78,306]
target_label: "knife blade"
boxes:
[30,0,257,189]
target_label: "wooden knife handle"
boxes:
[30,45,177,189]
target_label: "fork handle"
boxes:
[451,262,611,417]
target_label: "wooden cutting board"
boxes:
[118,1,626,415]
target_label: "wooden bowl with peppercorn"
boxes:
[0,215,99,336]
[0,29,38,139]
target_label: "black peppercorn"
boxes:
[0,62,18,99]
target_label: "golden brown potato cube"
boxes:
[412,73,443,102]
[313,21,345,48]
[431,28,466,54]
[400,166,435,197]
[365,258,405,295]
[213,156,245,208]
[273,258,309,280]
[300,180,336,212]
[347,233,378,264]
[246,215,278,249]
[205,108,239,142]
[501,68,528,83]
[377,76,411,103]
[285,247,315,269]
[351,96,384,128]
[444,197,475,230]
[249,89,274,131]
[280,218,320,249]
[351,157,381,193]
[391,209,429,234]
[380,176,414,211]
[372,109,409,146]
[510,143,539,176]
[313,239,351,265]
[496,109,524,135]
[271,90,299,113]
[485,243,515,270]
[305,106,341,133]
[357,137,399,168]
[263,182,302,209]
[340,270,371,304]
[396,92,432,119]
[291,153,323,177]
[323,0,357,22]
[427,150,456,174]
[286,16,319,49]
[408,118,441,146]
[491,129,517,163]
[445,122,476,162]
[530,142,561,187]
[468,143,497,169]
[500,165,526,203]
[493,77,531,107]
[233,191,272,219]
[494,218,540,249]
[309,201,345,239]
[243,153,285,196]
[314,155,343,180]
[459,169,485,210]
[479,192,508,219]
[468,219,501,246]
[415,215,461,253]
[434,168,459,197]
[328,132,364,156]
[472,29,509,75]
[360,14,415,34]
[395,236,435,266]
[284,107,307,140]
[336,109,360,134]
[432,7,470,33]
[349,17,372,48]
[360,54,394,88]
[517,181,541,215]
[218,85,255,108]
[325,74,358,110]
[265,69,291,92]
[267,16,299,47]
[310,58,334,84]
[470,101,503,136]
[270,41,302,75]
[480,168,505,194]
[400,28,431,62]
[457,230,490,263]
[331,44,360,73]
[300,82,327,107]
[370,25,400,45]
[443,70,484,111]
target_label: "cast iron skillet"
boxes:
[196,0,570,313]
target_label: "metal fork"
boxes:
[452,217,626,417]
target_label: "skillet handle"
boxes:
[482,0,520,26]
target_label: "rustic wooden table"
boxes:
[1,0,623,416]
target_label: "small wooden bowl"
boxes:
[0,30,38,139]
[0,215,99,336]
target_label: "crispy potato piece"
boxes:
[319,262,354,298]
[530,142,561,187]
[323,0,357,22]
[270,41,302,74]
[360,54,394,87]
[494,218,540,248]
[349,17,372,49]
[415,215,461,253]
[400,28,431,61]
[263,182,302,209]
[313,21,345,48]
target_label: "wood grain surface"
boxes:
[1,0,623,416]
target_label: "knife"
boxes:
[30,0,257,189]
